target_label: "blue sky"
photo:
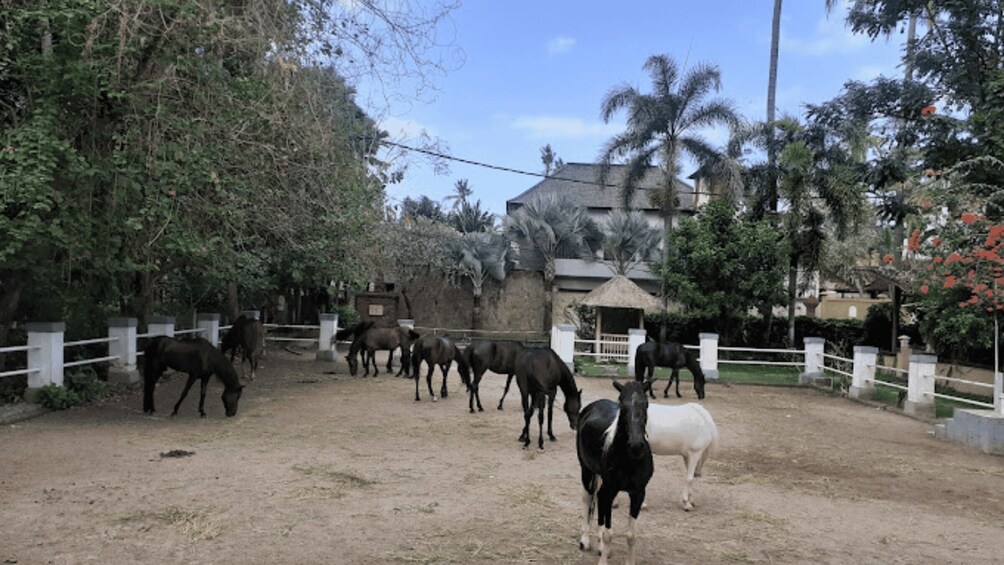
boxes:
[361,1,905,218]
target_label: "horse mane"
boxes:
[552,349,579,398]
[684,348,704,379]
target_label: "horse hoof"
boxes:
[478,407,484,412]
[432,397,438,402]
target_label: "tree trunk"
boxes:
[766,0,783,214]
[0,273,26,363]
[543,259,556,332]
[787,259,797,348]
[227,282,240,321]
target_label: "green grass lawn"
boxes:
[575,358,992,418]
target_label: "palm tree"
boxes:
[504,194,602,331]
[600,210,661,276]
[449,199,495,234]
[540,144,565,177]
[766,0,784,215]
[598,53,740,317]
[448,232,517,329]
[444,179,473,210]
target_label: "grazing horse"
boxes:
[515,347,582,450]
[411,334,470,402]
[576,381,653,565]
[143,336,243,418]
[462,339,526,413]
[220,315,264,381]
[634,340,706,399]
[347,325,420,377]
[647,402,719,511]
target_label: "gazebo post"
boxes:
[594,308,603,359]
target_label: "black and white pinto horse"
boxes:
[515,347,581,450]
[576,381,653,565]
[647,402,719,511]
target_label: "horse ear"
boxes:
[612,380,624,392]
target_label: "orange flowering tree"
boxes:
[910,161,1004,361]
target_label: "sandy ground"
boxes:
[1,347,1003,565]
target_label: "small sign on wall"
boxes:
[368,304,385,317]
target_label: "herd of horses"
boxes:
[140,317,718,564]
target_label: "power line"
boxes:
[379,139,721,197]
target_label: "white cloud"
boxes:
[547,35,576,56]
[510,115,621,139]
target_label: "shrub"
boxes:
[37,384,82,410]
[36,367,110,410]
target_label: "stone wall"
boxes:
[399,270,545,332]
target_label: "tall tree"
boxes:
[504,194,602,331]
[449,199,495,234]
[598,53,740,318]
[540,144,565,177]
[444,178,473,210]
[447,232,517,329]
[766,0,784,215]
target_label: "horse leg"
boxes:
[171,374,199,416]
[596,484,617,565]
[244,351,254,382]
[663,369,676,398]
[546,392,557,442]
[674,367,682,398]
[626,489,647,565]
[579,469,598,552]
[414,365,421,402]
[468,372,480,413]
[143,363,165,414]
[426,365,437,402]
[197,376,210,418]
[498,373,514,410]
[439,362,450,398]
[536,392,546,450]
[386,349,394,374]
[646,365,656,399]
[682,452,698,510]
[519,393,532,447]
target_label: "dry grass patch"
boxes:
[289,463,375,500]
[117,506,223,541]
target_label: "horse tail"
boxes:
[454,347,471,391]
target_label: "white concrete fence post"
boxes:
[800,337,826,385]
[197,313,220,347]
[995,369,1003,414]
[317,313,340,361]
[626,329,647,376]
[699,333,720,380]
[398,319,414,330]
[148,315,175,337]
[107,318,139,385]
[849,345,878,400]
[905,354,938,418]
[550,324,576,371]
[242,310,260,321]
[25,322,65,403]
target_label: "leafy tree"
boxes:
[540,144,565,177]
[504,194,602,330]
[401,195,446,223]
[661,199,787,344]
[449,199,495,234]
[447,232,517,329]
[599,211,661,276]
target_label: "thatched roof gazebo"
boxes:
[579,275,664,354]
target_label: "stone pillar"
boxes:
[317,313,340,361]
[25,322,65,403]
[197,313,220,347]
[398,319,414,330]
[897,335,912,372]
[242,310,260,320]
[995,370,1003,415]
[626,329,647,375]
[148,315,175,337]
[849,345,878,400]
[905,354,938,418]
[107,318,139,385]
[699,333,720,380]
[550,324,576,371]
[800,337,825,385]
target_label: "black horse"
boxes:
[462,339,526,413]
[576,380,653,564]
[143,336,243,417]
[634,340,706,399]
[346,324,420,377]
[220,315,264,381]
[515,347,582,450]
[411,334,470,402]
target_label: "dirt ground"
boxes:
[2,348,1004,565]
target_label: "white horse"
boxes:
[646,402,719,511]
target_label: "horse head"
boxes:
[564,387,582,430]
[613,380,649,458]
[222,385,243,417]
